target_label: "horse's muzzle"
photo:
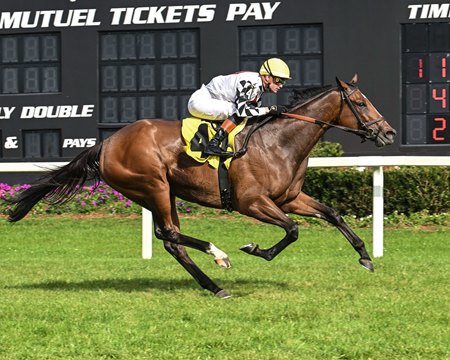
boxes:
[374,127,396,147]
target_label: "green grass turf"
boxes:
[0,216,448,359]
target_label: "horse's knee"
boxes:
[155,226,180,243]
[155,228,165,240]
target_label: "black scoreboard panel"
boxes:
[0,33,60,94]
[0,0,449,163]
[99,30,200,122]
[402,23,450,145]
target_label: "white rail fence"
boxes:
[1,156,449,259]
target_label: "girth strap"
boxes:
[218,160,233,212]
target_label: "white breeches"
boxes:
[188,85,236,121]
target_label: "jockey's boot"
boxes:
[203,128,230,156]
[204,117,240,157]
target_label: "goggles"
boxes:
[272,76,287,85]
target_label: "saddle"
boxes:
[181,116,273,211]
[181,117,248,211]
[181,117,248,169]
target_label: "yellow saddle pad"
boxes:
[181,117,247,169]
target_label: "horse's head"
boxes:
[335,74,396,147]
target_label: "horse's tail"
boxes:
[7,142,103,222]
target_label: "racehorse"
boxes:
[8,75,396,298]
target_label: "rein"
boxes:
[233,115,273,158]
[233,84,385,158]
[282,86,384,142]
[280,112,369,138]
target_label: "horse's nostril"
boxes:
[387,129,397,138]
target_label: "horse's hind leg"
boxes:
[163,242,231,298]
[155,221,224,256]
[281,192,373,271]
[109,176,231,296]
[152,195,232,297]
[130,182,231,268]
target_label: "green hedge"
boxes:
[302,166,449,217]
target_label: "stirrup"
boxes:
[203,145,235,157]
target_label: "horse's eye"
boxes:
[357,102,366,108]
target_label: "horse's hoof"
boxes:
[240,243,257,254]
[215,257,232,269]
[215,289,232,299]
[359,258,374,272]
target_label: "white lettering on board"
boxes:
[0,9,101,29]
[226,2,280,21]
[0,3,281,29]
[4,136,19,149]
[109,5,216,25]
[0,107,15,119]
[62,138,97,148]
[20,105,95,119]
[408,4,450,19]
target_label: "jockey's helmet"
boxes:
[259,58,291,80]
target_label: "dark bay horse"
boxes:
[8,75,396,298]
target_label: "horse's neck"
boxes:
[299,89,341,122]
[272,90,341,156]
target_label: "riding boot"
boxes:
[203,128,230,156]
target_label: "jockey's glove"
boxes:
[268,105,288,116]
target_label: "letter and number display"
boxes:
[99,30,199,122]
[239,25,322,105]
[402,23,450,145]
[0,34,60,94]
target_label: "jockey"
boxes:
[188,57,291,156]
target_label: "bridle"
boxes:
[283,84,385,142]
[234,84,386,158]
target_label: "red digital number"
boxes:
[442,57,447,78]
[418,58,424,79]
[432,88,447,109]
[433,117,447,141]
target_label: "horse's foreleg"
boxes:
[281,192,373,272]
[238,196,298,261]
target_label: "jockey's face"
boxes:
[263,75,286,93]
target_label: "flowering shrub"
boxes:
[1,181,448,227]
[176,201,192,214]
[0,181,142,216]
[0,181,206,217]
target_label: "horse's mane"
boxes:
[245,84,335,126]
[288,85,333,108]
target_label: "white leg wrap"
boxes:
[207,243,228,260]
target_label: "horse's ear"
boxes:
[336,77,349,90]
[350,73,358,85]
